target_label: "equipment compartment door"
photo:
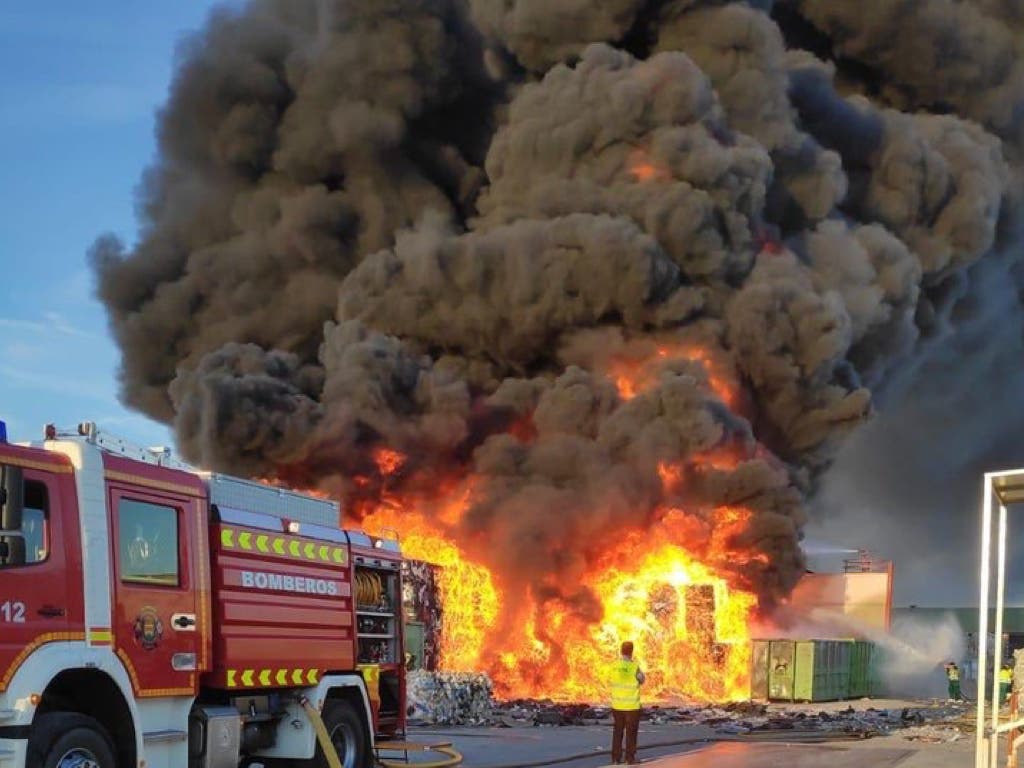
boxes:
[108,487,202,697]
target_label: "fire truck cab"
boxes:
[0,421,405,768]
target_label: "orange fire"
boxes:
[374,447,405,475]
[657,461,682,492]
[607,342,737,407]
[361,484,760,702]
[628,148,670,183]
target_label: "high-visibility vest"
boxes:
[947,667,960,682]
[610,659,641,711]
[1001,668,1013,684]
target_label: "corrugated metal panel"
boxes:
[750,640,770,700]
[202,472,339,526]
[849,640,873,698]
[792,640,853,702]
[768,640,795,701]
[793,641,816,701]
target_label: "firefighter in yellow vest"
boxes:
[1000,664,1013,705]
[609,641,646,765]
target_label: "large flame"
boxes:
[349,345,760,703]
[363,496,757,702]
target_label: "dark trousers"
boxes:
[611,709,640,764]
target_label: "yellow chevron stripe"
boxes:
[226,667,327,688]
[222,524,352,569]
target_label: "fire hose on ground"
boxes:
[299,695,464,768]
[375,741,464,767]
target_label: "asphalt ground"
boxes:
[397,698,981,768]
[399,724,977,768]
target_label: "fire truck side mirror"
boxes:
[0,464,24,531]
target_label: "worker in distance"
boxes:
[609,640,646,764]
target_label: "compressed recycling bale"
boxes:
[407,670,495,725]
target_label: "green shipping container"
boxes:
[849,640,874,698]
[753,639,865,702]
[793,640,852,702]
[868,643,889,698]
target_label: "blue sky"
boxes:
[0,3,235,446]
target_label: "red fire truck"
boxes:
[0,421,406,768]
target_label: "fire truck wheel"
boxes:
[316,701,370,768]
[28,713,117,768]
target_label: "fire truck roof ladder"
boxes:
[44,420,195,470]
[44,420,347,528]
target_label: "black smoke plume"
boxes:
[92,0,1019,620]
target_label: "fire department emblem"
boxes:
[133,607,163,651]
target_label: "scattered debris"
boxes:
[901,725,963,743]
[409,682,970,742]
[484,698,970,739]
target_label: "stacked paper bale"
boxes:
[407,670,495,725]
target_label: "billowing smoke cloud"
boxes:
[92,0,1021,630]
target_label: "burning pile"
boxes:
[91,0,1020,702]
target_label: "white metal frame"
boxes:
[976,469,1024,768]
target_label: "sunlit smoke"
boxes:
[90,0,1023,701]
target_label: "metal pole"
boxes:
[978,475,993,768]
[992,504,1009,767]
